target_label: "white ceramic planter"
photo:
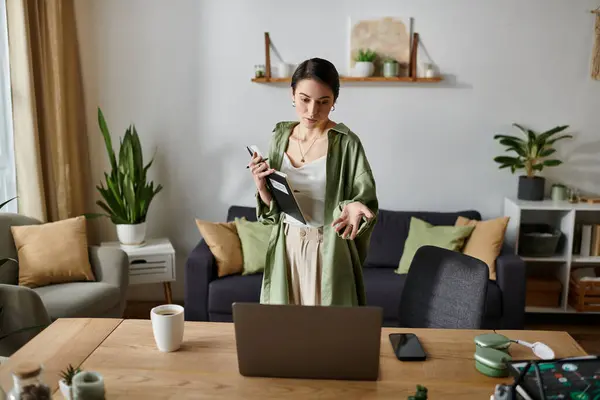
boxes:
[59,379,71,400]
[353,61,375,77]
[116,222,147,247]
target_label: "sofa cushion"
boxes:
[365,209,481,268]
[396,217,474,274]
[208,273,262,314]
[33,282,120,319]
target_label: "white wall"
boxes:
[74,0,600,302]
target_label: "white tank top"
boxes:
[280,153,327,227]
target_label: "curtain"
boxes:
[592,11,600,80]
[6,0,92,223]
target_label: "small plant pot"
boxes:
[116,222,147,247]
[383,61,399,77]
[353,61,375,77]
[59,379,72,400]
[518,176,545,201]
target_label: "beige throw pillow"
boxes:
[11,216,96,288]
[195,219,243,277]
[455,216,510,281]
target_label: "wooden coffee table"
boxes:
[0,318,588,399]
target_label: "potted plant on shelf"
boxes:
[353,49,377,77]
[493,123,572,201]
[88,107,163,247]
[383,57,399,77]
[59,364,82,399]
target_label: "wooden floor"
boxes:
[124,302,600,355]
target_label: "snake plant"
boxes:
[88,107,163,225]
[493,123,572,178]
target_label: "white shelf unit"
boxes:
[503,197,600,314]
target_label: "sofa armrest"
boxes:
[496,251,526,329]
[0,284,52,356]
[185,240,217,321]
[88,246,129,315]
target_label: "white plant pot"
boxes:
[59,379,71,400]
[353,61,375,77]
[116,222,146,247]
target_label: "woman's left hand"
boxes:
[332,201,374,240]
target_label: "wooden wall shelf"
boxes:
[252,76,443,83]
[254,32,443,85]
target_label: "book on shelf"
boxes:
[573,223,600,257]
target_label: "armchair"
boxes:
[0,213,129,331]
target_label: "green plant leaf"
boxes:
[494,156,521,164]
[538,125,569,142]
[512,123,529,136]
[543,159,563,167]
[545,134,573,146]
[98,108,118,172]
[493,134,525,143]
[0,196,17,210]
[538,148,556,157]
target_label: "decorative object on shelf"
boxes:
[254,64,265,78]
[349,16,410,76]
[383,58,399,77]
[86,107,163,247]
[568,187,580,204]
[423,63,436,78]
[591,6,600,80]
[59,364,83,400]
[7,362,51,399]
[493,123,572,201]
[251,31,441,83]
[71,371,105,400]
[353,48,377,77]
[518,223,563,258]
[551,184,568,202]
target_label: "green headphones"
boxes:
[474,333,513,377]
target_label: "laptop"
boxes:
[232,302,383,381]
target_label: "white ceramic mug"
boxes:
[150,304,184,352]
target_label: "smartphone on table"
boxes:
[389,333,427,361]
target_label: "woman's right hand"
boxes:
[249,152,275,193]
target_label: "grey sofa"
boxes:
[0,213,129,356]
[185,206,526,330]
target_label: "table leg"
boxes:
[163,282,173,304]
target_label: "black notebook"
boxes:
[247,145,308,225]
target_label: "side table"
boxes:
[101,238,176,304]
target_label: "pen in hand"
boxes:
[246,158,269,168]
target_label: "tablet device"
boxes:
[507,356,600,400]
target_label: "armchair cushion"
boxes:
[32,282,120,319]
[10,216,95,288]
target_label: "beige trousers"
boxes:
[284,223,323,306]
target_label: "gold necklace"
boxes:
[297,134,320,163]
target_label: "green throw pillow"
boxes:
[395,217,474,275]
[234,217,273,275]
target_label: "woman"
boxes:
[248,58,378,307]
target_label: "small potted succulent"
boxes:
[59,364,82,399]
[493,123,572,201]
[353,49,377,77]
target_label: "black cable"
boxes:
[510,360,547,400]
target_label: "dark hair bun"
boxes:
[291,58,340,101]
